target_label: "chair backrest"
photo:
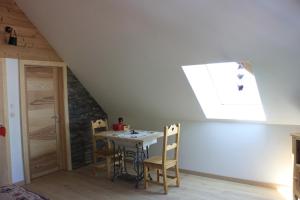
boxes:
[91,119,108,136]
[91,119,108,154]
[162,123,180,164]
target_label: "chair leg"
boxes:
[175,164,180,187]
[163,168,168,194]
[106,156,111,179]
[144,165,149,189]
[157,169,160,182]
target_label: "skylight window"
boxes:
[182,62,266,121]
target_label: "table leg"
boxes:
[146,146,149,159]
[111,142,152,188]
[112,141,116,182]
[135,143,140,188]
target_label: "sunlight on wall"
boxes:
[182,62,265,121]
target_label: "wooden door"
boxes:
[25,66,62,179]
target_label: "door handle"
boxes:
[51,115,59,123]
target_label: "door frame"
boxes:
[0,59,12,185]
[19,60,72,184]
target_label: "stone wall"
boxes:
[67,68,107,169]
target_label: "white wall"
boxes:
[110,115,300,186]
[6,58,24,183]
[16,0,300,126]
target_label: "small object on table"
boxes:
[113,117,130,131]
[123,125,130,131]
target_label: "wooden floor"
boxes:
[25,166,285,200]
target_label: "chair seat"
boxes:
[92,162,106,169]
[94,149,115,156]
[144,156,177,169]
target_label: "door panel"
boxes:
[25,67,60,179]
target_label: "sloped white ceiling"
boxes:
[16,0,300,125]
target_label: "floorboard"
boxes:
[24,166,285,200]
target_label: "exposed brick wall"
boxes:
[67,68,107,169]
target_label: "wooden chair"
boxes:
[143,123,181,194]
[91,119,113,178]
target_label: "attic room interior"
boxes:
[0,0,300,199]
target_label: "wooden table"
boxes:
[95,130,163,188]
